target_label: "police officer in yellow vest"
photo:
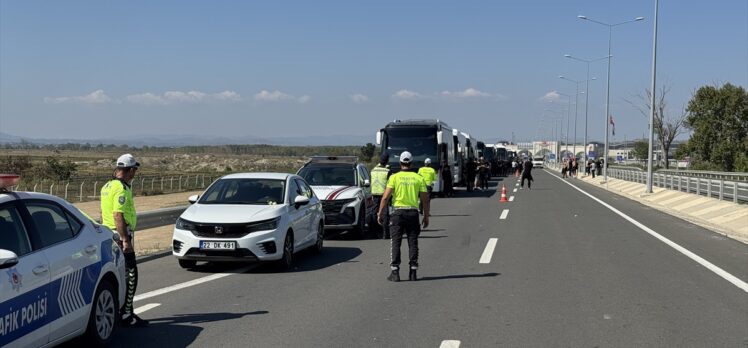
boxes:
[101,154,149,327]
[417,158,436,214]
[377,151,429,282]
[370,153,391,239]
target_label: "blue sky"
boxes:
[1,0,746,145]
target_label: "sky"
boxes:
[1,0,746,145]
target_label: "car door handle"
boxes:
[85,245,98,254]
[33,265,49,275]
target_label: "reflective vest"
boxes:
[370,165,390,195]
[101,179,137,231]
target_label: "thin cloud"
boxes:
[540,91,560,102]
[440,88,491,99]
[392,89,424,100]
[351,93,370,103]
[44,89,114,104]
[127,90,242,105]
[254,90,309,103]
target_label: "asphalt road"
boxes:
[64,170,748,347]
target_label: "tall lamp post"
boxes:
[564,54,608,162]
[556,92,574,158]
[646,0,660,193]
[579,14,644,183]
[544,109,564,159]
[560,75,596,161]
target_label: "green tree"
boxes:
[684,83,748,172]
[631,141,649,160]
[359,143,376,162]
[41,157,78,181]
[626,85,687,168]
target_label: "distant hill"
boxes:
[0,132,373,147]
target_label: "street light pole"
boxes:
[579,15,644,183]
[565,54,608,165]
[557,92,574,158]
[646,0,659,194]
[560,75,594,161]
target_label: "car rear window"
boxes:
[298,165,355,186]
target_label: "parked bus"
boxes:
[376,119,460,194]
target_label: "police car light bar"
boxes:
[0,174,21,191]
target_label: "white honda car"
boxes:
[172,173,324,270]
[296,156,373,239]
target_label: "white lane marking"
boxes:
[134,265,255,302]
[134,303,161,315]
[499,209,509,219]
[509,196,515,202]
[515,183,519,186]
[440,340,461,348]
[479,239,498,264]
[513,188,517,193]
[547,170,748,293]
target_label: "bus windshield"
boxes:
[384,127,438,165]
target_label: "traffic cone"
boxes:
[500,185,508,202]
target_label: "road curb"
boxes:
[137,249,172,263]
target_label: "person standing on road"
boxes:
[370,154,392,238]
[512,159,518,177]
[466,157,476,192]
[377,151,429,282]
[441,160,453,197]
[590,160,597,178]
[418,158,436,214]
[520,157,534,189]
[101,154,149,327]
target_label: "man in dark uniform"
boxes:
[521,157,534,190]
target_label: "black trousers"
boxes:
[390,210,421,270]
[521,174,533,188]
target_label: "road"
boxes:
[66,170,748,347]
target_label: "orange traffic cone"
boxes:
[500,185,508,202]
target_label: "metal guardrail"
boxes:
[137,206,188,230]
[545,162,747,204]
[607,168,747,204]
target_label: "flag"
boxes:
[609,115,616,136]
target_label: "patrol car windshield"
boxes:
[199,179,286,205]
[384,127,438,165]
[298,165,356,186]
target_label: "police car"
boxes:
[0,174,126,347]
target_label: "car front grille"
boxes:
[191,223,251,238]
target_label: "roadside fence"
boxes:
[13,174,218,202]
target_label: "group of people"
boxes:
[466,157,491,191]
[560,157,605,178]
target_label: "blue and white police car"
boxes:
[0,174,126,347]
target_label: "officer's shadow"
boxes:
[417,272,500,281]
[109,310,269,347]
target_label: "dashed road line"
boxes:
[440,340,461,348]
[134,303,161,315]
[134,265,256,302]
[509,196,515,202]
[479,239,498,264]
[499,209,509,219]
[547,170,748,294]
[513,188,517,193]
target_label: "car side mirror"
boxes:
[188,195,199,204]
[294,195,310,208]
[0,250,19,270]
[363,179,370,187]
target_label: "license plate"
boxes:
[200,241,236,250]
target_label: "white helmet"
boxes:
[116,154,140,168]
[424,158,432,164]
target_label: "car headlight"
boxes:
[176,217,196,231]
[246,217,281,233]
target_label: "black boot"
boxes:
[387,270,400,282]
[409,269,417,281]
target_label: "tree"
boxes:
[631,141,649,160]
[683,83,748,172]
[626,85,687,169]
[40,157,78,181]
[359,143,376,162]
